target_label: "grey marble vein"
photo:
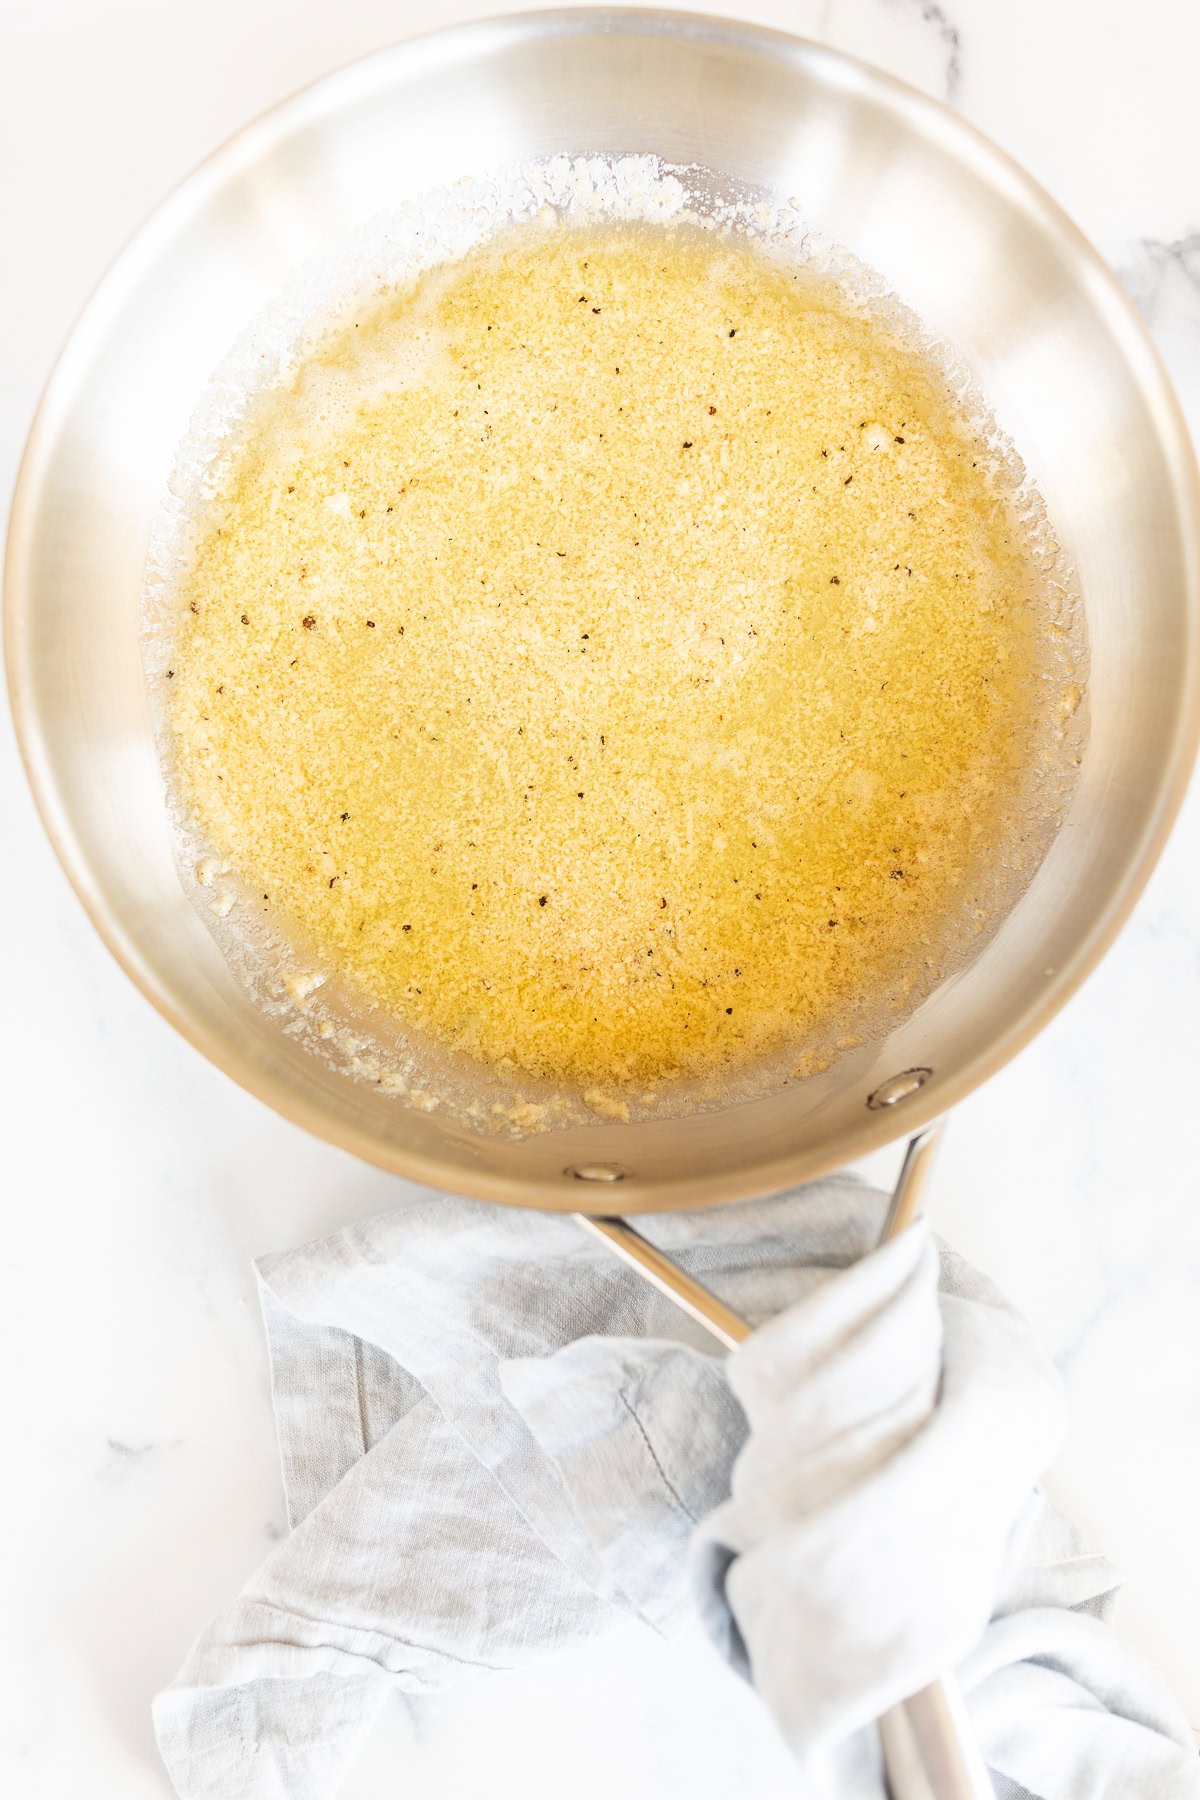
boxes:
[891,0,964,102]
[106,1436,157,1460]
[1120,232,1200,317]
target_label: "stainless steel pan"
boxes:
[6,9,1198,1214]
[6,12,1199,1796]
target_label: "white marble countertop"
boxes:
[2,2,1198,1794]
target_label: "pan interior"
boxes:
[147,171,1083,1142]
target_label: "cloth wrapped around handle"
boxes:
[693,1220,1198,1796]
[576,1116,992,1800]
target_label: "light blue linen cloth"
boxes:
[154,1178,1200,1799]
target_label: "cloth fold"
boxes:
[694,1224,1067,1753]
[154,1180,1200,1800]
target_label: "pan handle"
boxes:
[573,1121,994,1800]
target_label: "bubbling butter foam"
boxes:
[148,164,1082,1130]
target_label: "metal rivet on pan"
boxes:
[567,1162,628,1182]
[866,1068,933,1109]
